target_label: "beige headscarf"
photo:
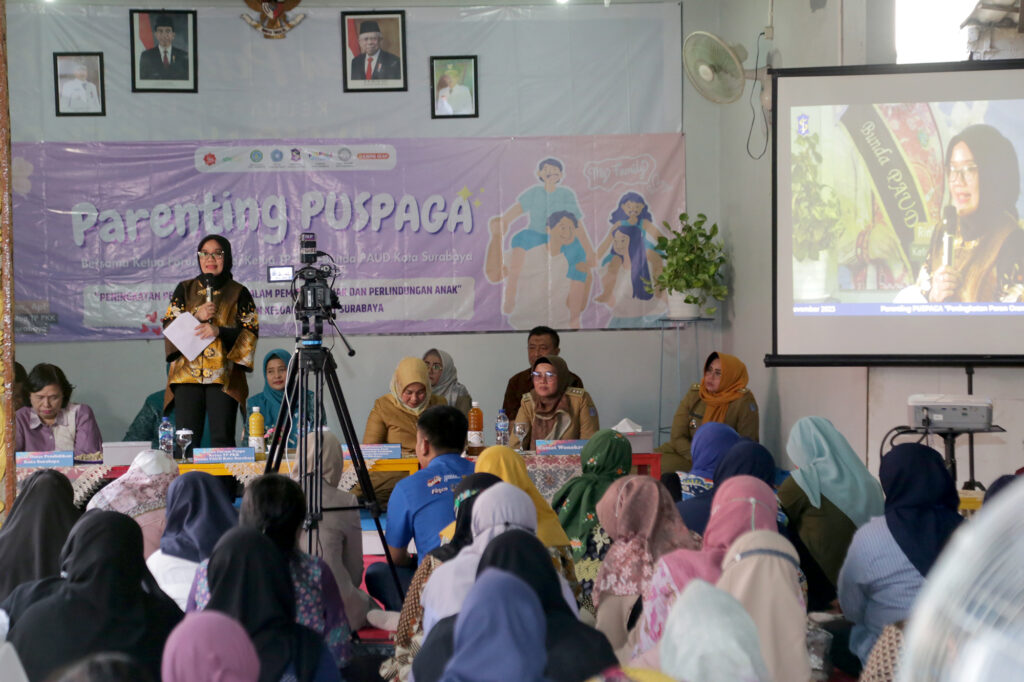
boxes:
[294,430,344,488]
[716,529,811,682]
[389,357,433,416]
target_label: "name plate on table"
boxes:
[16,451,74,468]
[341,443,402,460]
[536,440,587,456]
[192,447,255,464]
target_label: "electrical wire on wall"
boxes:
[746,30,770,160]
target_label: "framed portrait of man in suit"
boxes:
[341,10,407,93]
[129,9,197,93]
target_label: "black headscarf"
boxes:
[8,510,183,682]
[945,124,1021,239]
[880,443,963,577]
[477,530,616,681]
[196,234,234,289]
[206,527,326,682]
[0,469,81,602]
[677,439,775,536]
[160,471,239,562]
[429,472,503,562]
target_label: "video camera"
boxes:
[267,232,340,340]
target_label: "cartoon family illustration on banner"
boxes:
[485,155,671,330]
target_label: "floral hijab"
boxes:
[592,476,695,607]
[86,450,179,518]
[552,430,632,561]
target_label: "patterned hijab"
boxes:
[592,476,695,607]
[786,416,884,527]
[87,450,179,518]
[678,440,776,537]
[475,445,571,547]
[698,352,750,425]
[552,429,632,560]
[389,357,433,416]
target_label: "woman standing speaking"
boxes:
[162,235,259,452]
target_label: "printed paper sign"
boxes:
[192,447,255,463]
[16,451,74,468]
[341,443,403,460]
[535,439,588,456]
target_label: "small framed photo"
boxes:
[54,53,105,116]
[342,10,407,93]
[129,9,197,93]
[430,56,478,118]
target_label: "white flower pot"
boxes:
[793,252,829,301]
[665,290,704,319]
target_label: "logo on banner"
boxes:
[250,150,264,163]
[203,153,217,166]
[241,0,306,39]
[271,149,284,162]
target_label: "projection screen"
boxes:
[770,60,1024,366]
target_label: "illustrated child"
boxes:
[595,192,665,305]
[546,210,592,328]
[485,158,595,315]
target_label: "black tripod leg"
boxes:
[321,357,406,603]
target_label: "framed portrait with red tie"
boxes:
[341,10,407,93]
[129,9,198,93]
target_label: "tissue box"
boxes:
[621,431,654,453]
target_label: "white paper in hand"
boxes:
[163,312,214,361]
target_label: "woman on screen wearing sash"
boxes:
[915,124,1024,303]
[162,235,259,455]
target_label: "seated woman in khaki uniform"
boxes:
[657,351,758,473]
[510,355,599,450]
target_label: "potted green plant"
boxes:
[792,131,841,300]
[647,212,729,318]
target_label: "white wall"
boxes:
[9,2,706,447]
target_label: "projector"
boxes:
[907,394,993,432]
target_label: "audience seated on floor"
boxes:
[87,449,179,558]
[778,415,885,611]
[377,472,502,682]
[146,470,238,610]
[188,474,353,671]
[364,404,475,612]
[161,610,259,682]
[551,429,632,615]
[593,475,695,659]
[0,470,80,603]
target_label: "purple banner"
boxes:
[12,134,685,341]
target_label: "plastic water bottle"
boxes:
[248,406,266,459]
[495,409,510,446]
[158,417,175,456]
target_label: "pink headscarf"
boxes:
[162,611,260,682]
[635,476,779,657]
[592,476,695,607]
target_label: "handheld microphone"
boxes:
[201,274,214,304]
[941,205,957,268]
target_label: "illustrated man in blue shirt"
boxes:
[365,404,475,610]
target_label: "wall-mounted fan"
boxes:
[682,31,751,104]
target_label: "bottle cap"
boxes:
[253,406,261,413]
[471,401,480,407]
[498,409,506,414]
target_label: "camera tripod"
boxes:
[264,339,405,601]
